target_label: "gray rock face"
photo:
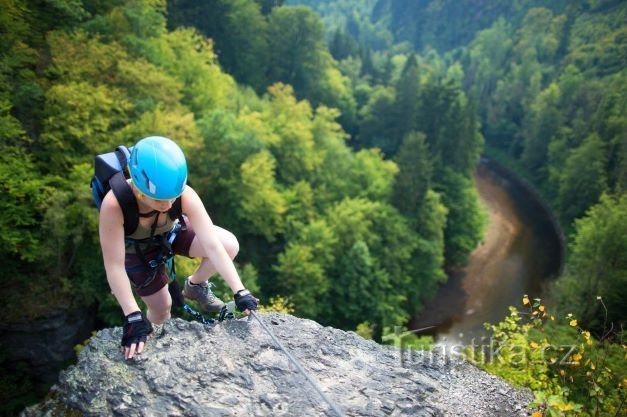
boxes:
[22,313,532,417]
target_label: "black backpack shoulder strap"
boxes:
[169,197,182,219]
[109,172,139,236]
[114,146,131,175]
[168,197,186,231]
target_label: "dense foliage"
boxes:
[1,0,491,330]
[0,0,475,369]
[471,298,625,416]
[1,0,625,415]
[289,1,626,415]
[288,0,627,338]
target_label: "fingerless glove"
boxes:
[121,311,153,348]
[234,289,258,312]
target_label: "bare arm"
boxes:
[99,192,140,315]
[181,186,245,294]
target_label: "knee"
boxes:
[151,311,171,325]
[223,232,240,260]
[149,301,171,324]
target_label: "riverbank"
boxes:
[412,159,564,343]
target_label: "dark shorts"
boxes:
[125,216,196,297]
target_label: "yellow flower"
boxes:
[550,315,555,321]
[531,411,543,417]
[560,369,566,376]
[556,401,575,411]
[539,305,545,312]
[530,341,539,349]
[572,353,583,362]
[569,319,578,327]
[523,295,530,305]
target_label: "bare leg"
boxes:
[141,285,172,325]
[188,225,239,284]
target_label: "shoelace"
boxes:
[197,282,219,302]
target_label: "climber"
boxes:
[97,136,258,360]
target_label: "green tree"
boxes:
[556,193,627,330]
[463,18,513,106]
[266,6,327,96]
[261,83,320,184]
[266,5,356,124]
[167,0,270,90]
[0,0,44,138]
[557,134,608,225]
[0,147,50,267]
[405,190,448,316]
[274,243,328,317]
[521,82,563,184]
[330,28,358,60]
[238,150,287,240]
[352,148,398,201]
[356,85,396,151]
[192,109,264,228]
[436,93,483,175]
[392,131,431,222]
[437,168,486,266]
[217,0,269,91]
[322,198,413,332]
[38,81,132,171]
[329,241,398,330]
[155,28,236,114]
[392,54,421,147]
[309,105,356,203]
[483,8,564,157]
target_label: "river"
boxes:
[411,158,564,345]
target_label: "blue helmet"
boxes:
[129,136,187,200]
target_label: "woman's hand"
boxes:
[234,289,259,315]
[121,311,153,360]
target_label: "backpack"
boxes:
[90,145,182,236]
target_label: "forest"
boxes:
[1,0,625,415]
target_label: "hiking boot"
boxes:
[183,278,225,313]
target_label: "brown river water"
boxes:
[411,158,564,345]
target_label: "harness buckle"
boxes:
[167,222,182,246]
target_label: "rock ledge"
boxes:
[22,313,532,416]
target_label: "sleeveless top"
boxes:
[124,180,177,254]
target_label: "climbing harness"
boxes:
[249,310,346,417]
[125,219,184,290]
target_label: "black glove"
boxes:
[234,289,258,312]
[121,311,153,348]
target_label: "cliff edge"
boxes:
[22,313,531,416]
